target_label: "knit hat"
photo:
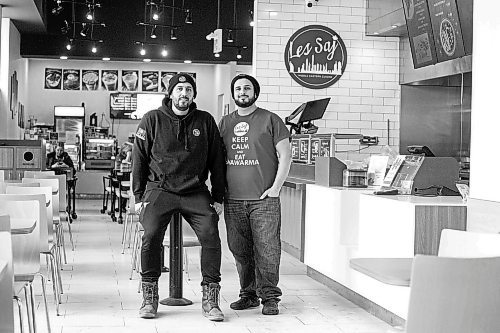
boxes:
[167,73,197,98]
[230,74,260,100]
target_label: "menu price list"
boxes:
[110,93,138,111]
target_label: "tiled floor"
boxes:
[34,200,394,333]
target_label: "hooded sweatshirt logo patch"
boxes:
[136,128,146,140]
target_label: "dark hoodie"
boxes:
[132,96,225,203]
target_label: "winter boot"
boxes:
[139,281,159,319]
[202,283,224,321]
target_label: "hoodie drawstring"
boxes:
[176,118,190,152]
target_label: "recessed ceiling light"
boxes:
[391,24,398,28]
[161,49,168,57]
[214,53,220,58]
[373,32,379,35]
[184,60,192,64]
[143,58,151,62]
[102,57,110,61]
[60,56,68,60]
[270,12,278,16]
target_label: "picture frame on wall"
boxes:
[121,70,139,91]
[160,71,177,92]
[142,71,159,92]
[63,69,81,90]
[10,71,18,119]
[44,68,62,90]
[82,70,100,91]
[101,70,118,91]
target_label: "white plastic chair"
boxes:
[438,229,500,258]
[0,199,42,333]
[0,214,16,333]
[406,255,500,333]
[23,177,74,253]
[23,170,55,178]
[0,181,40,194]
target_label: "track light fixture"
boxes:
[86,5,94,20]
[52,0,63,15]
[61,19,70,34]
[161,47,168,57]
[227,30,234,43]
[249,10,254,27]
[140,44,146,56]
[151,25,158,39]
[236,48,242,59]
[214,52,220,58]
[80,23,89,37]
[185,9,192,24]
[152,4,161,20]
[91,44,97,53]
[170,29,177,40]
[66,39,73,50]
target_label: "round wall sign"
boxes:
[284,25,347,89]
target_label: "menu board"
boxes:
[427,0,465,62]
[110,93,137,119]
[402,0,438,68]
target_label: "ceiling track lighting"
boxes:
[80,23,89,37]
[150,25,158,39]
[214,52,220,58]
[65,39,73,50]
[185,9,192,24]
[91,44,97,53]
[161,47,168,57]
[52,0,64,15]
[140,43,146,56]
[227,30,234,43]
[249,10,254,27]
[236,48,242,59]
[170,29,177,40]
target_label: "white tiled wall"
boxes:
[253,0,401,161]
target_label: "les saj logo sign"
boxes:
[284,25,347,89]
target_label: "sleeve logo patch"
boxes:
[136,128,146,140]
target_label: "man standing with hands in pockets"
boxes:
[132,73,226,321]
[219,74,292,315]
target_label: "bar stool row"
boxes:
[0,170,76,333]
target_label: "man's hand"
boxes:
[211,202,223,215]
[259,186,281,199]
[134,202,143,214]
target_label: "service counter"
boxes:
[303,183,466,322]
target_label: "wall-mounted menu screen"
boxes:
[110,93,137,119]
[402,0,438,68]
[427,0,465,62]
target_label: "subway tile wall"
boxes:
[254,0,401,161]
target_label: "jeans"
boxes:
[224,197,282,303]
[140,189,221,286]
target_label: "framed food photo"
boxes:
[142,71,159,92]
[63,69,81,90]
[101,70,118,91]
[121,70,139,91]
[82,70,99,91]
[44,68,62,90]
[10,71,18,119]
[160,71,177,92]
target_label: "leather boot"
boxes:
[139,281,159,318]
[202,283,224,321]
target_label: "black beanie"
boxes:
[167,73,197,98]
[231,74,260,100]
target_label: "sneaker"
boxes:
[262,299,279,315]
[230,297,260,310]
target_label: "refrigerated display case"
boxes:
[84,138,116,170]
[54,106,85,170]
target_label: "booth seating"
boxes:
[0,199,43,333]
[351,229,500,332]
[0,215,15,333]
[6,186,64,312]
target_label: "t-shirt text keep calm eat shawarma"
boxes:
[219,108,290,200]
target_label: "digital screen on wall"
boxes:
[110,93,164,119]
[402,0,438,68]
[427,0,466,63]
[456,0,472,55]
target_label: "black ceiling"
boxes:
[20,0,254,64]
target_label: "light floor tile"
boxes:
[24,200,397,333]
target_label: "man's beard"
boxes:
[173,97,191,111]
[234,95,255,108]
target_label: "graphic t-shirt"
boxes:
[219,108,290,200]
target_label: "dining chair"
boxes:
[23,177,74,255]
[0,181,40,194]
[438,228,500,258]
[0,199,41,333]
[0,214,16,333]
[405,255,500,333]
[6,186,64,310]
[0,170,4,180]
[0,194,54,330]
[23,170,56,178]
